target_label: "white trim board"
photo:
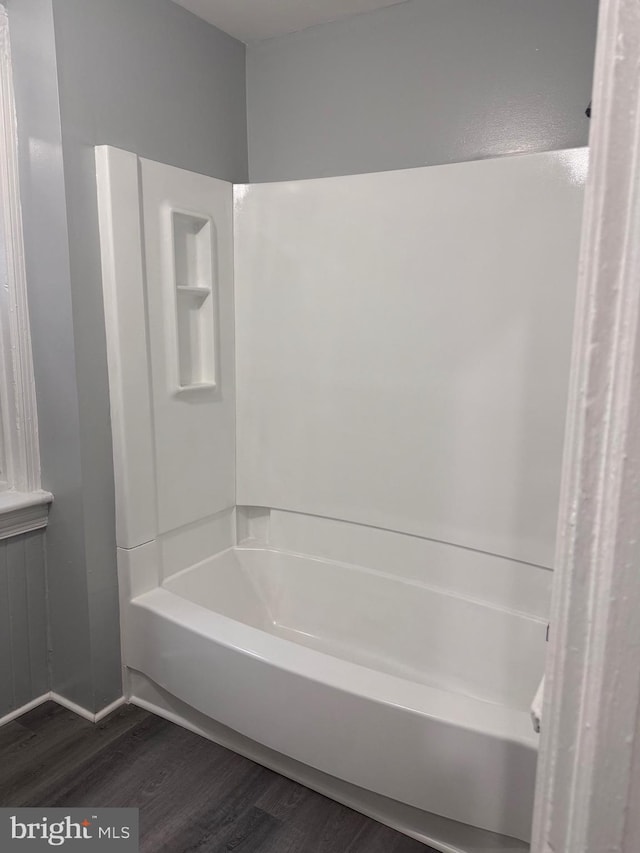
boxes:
[0,6,52,536]
[0,7,45,495]
[0,693,126,728]
[531,0,640,851]
[0,490,52,540]
[51,693,127,724]
[0,693,50,728]
[95,146,157,549]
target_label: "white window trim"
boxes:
[0,6,52,539]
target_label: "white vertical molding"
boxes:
[95,146,157,549]
[532,1,640,851]
[0,7,42,493]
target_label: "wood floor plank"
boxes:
[51,719,269,841]
[344,819,431,853]
[255,773,314,819]
[0,701,436,852]
[17,701,89,732]
[164,769,279,853]
[0,702,149,806]
[30,713,171,808]
[257,788,373,853]
[0,719,32,753]
[206,807,280,853]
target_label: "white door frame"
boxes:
[532,0,640,850]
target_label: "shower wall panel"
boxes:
[98,148,236,550]
[234,149,587,568]
[141,158,236,536]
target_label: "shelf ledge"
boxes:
[176,285,211,296]
[0,489,53,540]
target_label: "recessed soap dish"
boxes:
[171,210,217,393]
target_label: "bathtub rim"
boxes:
[163,542,547,710]
[131,584,538,750]
[164,543,551,622]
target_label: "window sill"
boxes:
[0,490,53,541]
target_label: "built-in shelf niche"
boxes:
[172,210,217,392]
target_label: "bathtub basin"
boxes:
[124,546,543,844]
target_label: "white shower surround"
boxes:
[235,151,588,568]
[96,145,587,852]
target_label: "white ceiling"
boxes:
[172,0,409,42]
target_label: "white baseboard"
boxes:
[0,693,50,727]
[50,692,126,723]
[48,692,96,722]
[94,696,127,722]
[0,692,126,727]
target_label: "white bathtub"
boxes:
[124,545,542,848]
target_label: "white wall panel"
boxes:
[235,149,587,567]
[97,146,156,548]
[264,510,553,619]
[141,158,236,535]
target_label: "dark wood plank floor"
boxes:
[0,702,433,852]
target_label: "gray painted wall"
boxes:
[50,0,247,712]
[8,0,247,713]
[246,0,599,182]
[52,0,248,183]
[0,532,48,717]
[8,0,94,711]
